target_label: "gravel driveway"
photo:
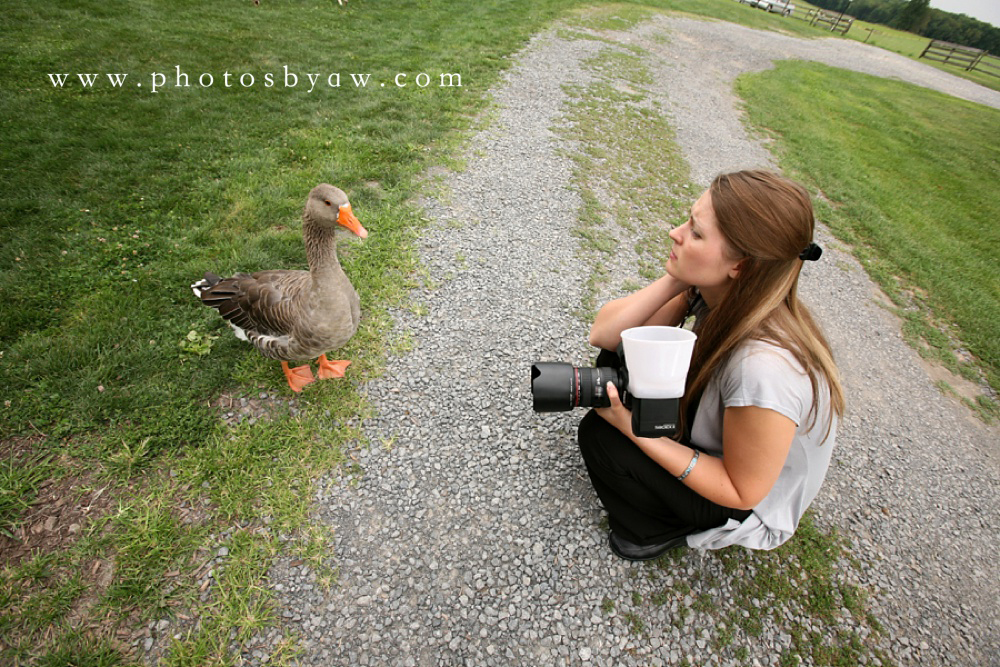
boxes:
[256,15,1000,667]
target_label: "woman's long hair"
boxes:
[680,170,845,438]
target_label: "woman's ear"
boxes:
[727,257,747,280]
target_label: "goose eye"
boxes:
[324,200,332,206]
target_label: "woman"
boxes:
[579,169,844,560]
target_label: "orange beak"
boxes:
[338,203,368,239]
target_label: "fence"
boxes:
[792,8,854,35]
[919,40,1000,79]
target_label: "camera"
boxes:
[530,351,681,438]
[530,326,697,439]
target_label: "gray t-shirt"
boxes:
[685,339,837,550]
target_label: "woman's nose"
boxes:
[669,224,682,244]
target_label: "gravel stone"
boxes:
[242,16,999,667]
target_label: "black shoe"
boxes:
[608,530,687,561]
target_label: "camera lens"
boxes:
[530,362,620,412]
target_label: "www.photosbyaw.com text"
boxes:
[46,66,462,93]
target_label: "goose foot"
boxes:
[282,361,316,392]
[317,355,351,379]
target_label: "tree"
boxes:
[896,0,931,33]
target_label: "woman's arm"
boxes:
[595,384,795,510]
[589,274,691,350]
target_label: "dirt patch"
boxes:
[0,437,117,570]
[0,436,218,663]
[919,357,990,404]
[863,281,993,413]
[210,388,301,428]
[0,436,138,661]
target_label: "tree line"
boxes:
[807,0,1000,53]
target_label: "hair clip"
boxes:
[799,243,822,261]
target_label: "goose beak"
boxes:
[338,203,368,239]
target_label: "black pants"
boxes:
[577,409,751,546]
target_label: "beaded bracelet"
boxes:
[676,449,700,481]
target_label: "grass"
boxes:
[674,516,887,665]
[2,0,511,445]
[737,60,1000,416]
[0,450,56,540]
[1,0,995,664]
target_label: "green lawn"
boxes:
[738,60,1000,411]
[1,0,576,446]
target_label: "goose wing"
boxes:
[197,269,310,343]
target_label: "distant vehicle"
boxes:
[760,0,795,15]
[739,0,795,17]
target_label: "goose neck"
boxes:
[303,219,342,277]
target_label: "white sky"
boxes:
[929,0,1000,28]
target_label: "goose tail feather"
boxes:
[191,272,222,298]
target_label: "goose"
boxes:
[192,184,368,392]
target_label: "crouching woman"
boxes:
[579,170,845,560]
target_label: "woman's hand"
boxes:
[594,382,633,436]
[594,381,798,512]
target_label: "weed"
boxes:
[103,438,153,479]
[558,15,693,331]
[693,592,714,613]
[179,330,220,360]
[714,621,735,648]
[34,631,127,667]
[0,449,55,539]
[623,610,646,636]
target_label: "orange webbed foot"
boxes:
[282,361,316,393]
[317,354,351,379]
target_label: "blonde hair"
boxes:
[681,170,845,436]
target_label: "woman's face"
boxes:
[666,190,743,302]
